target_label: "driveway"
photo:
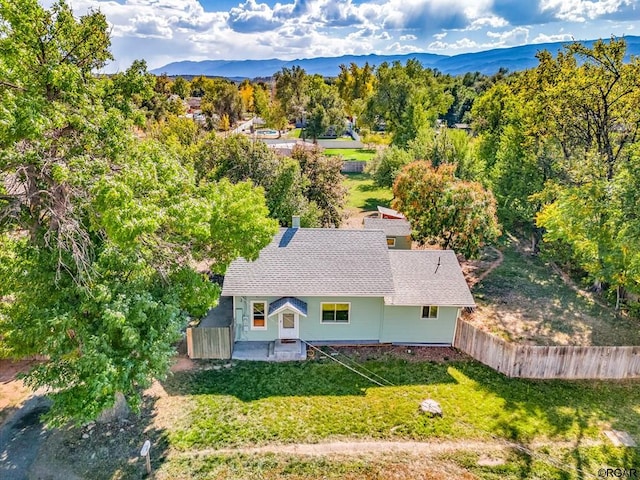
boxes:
[0,395,51,480]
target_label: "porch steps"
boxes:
[268,339,307,361]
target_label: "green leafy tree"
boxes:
[291,145,347,228]
[304,76,345,142]
[193,134,323,226]
[335,62,374,123]
[265,157,321,227]
[151,115,203,151]
[366,146,413,188]
[170,76,190,99]
[201,78,243,129]
[274,65,308,125]
[253,83,270,118]
[532,38,640,305]
[393,162,500,258]
[364,60,452,147]
[0,0,278,425]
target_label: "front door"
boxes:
[278,312,299,339]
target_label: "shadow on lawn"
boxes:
[361,196,390,210]
[161,359,459,401]
[456,362,640,479]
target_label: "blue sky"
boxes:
[43,0,640,72]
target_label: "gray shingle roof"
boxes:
[222,228,395,297]
[363,217,412,237]
[385,250,475,307]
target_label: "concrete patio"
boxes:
[232,340,307,361]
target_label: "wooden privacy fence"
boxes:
[187,324,234,359]
[453,319,640,379]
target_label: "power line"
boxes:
[301,341,600,479]
[301,340,391,387]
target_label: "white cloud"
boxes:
[428,37,481,50]
[385,41,420,53]
[532,32,574,43]
[541,0,632,22]
[35,0,640,71]
[486,27,530,45]
[467,15,509,30]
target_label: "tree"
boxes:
[367,127,483,188]
[291,146,347,227]
[531,38,640,305]
[238,79,254,114]
[193,134,322,227]
[274,66,308,125]
[367,146,413,188]
[303,76,345,142]
[364,60,452,147]
[252,83,270,118]
[201,78,243,129]
[0,0,278,425]
[336,62,374,123]
[170,76,190,99]
[393,162,500,258]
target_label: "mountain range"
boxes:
[151,36,640,79]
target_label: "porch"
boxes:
[232,340,307,362]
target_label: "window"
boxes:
[386,237,396,247]
[251,301,267,329]
[421,306,439,319]
[321,303,350,323]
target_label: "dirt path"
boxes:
[467,246,503,288]
[173,437,605,459]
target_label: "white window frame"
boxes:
[421,305,439,319]
[386,237,396,247]
[320,302,351,324]
[250,300,268,330]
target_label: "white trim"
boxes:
[320,302,351,324]
[250,300,268,330]
[420,305,439,319]
[269,302,308,317]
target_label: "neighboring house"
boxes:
[377,206,406,220]
[186,96,202,115]
[220,223,474,347]
[363,217,412,249]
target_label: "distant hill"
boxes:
[151,36,640,78]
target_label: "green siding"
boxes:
[388,235,412,250]
[236,296,383,342]
[301,297,383,341]
[381,305,459,344]
[234,296,459,344]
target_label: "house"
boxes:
[363,217,412,249]
[218,220,474,351]
[186,96,202,115]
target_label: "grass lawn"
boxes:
[286,128,302,138]
[148,356,640,479]
[471,240,640,346]
[33,353,640,479]
[324,148,377,161]
[343,172,393,211]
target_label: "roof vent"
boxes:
[292,215,301,228]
